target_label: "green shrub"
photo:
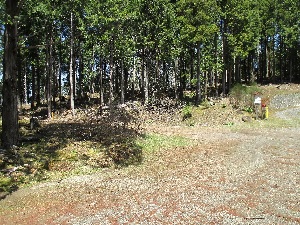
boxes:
[182,105,193,121]
[229,83,260,110]
[0,176,13,193]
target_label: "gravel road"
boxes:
[0,94,300,225]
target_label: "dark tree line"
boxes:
[1,0,300,148]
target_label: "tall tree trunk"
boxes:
[98,56,104,109]
[58,48,62,102]
[162,61,169,92]
[144,58,149,104]
[178,55,185,100]
[132,56,137,95]
[272,36,276,82]
[141,48,149,104]
[58,33,62,102]
[196,45,201,105]
[204,71,208,100]
[46,35,53,118]
[109,43,114,107]
[214,32,219,97]
[78,49,83,99]
[69,12,75,115]
[120,60,125,104]
[174,58,179,101]
[23,62,27,104]
[31,63,36,109]
[228,64,232,91]
[17,48,23,107]
[2,0,19,149]
[221,18,228,96]
[279,35,283,83]
[289,48,294,82]
[189,54,194,90]
[234,56,241,83]
[36,56,41,107]
[266,38,270,80]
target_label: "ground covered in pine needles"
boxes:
[0,84,300,224]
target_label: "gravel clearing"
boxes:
[270,93,300,109]
[0,93,300,225]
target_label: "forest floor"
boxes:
[0,84,300,224]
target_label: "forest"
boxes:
[1,0,300,148]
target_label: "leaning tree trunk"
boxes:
[2,0,20,149]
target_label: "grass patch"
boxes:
[233,111,300,130]
[136,133,191,153]
[258,115,300,128]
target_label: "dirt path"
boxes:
[0,110,300,224]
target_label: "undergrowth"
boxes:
[1,84,299,198]
[229,83,261,111]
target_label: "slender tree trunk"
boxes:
[58,34,62,102]
[214,32,219,97]
[174,58,179,101]
[141,48,149,104]
[36,57,41,107]
[262,36,268,82]
[58,50,62,102]
[289,48,294,82]
[2,0,19,149]
[109,43,114,107]
[132,56,137,95]
[31,63,36,109]
[249,51,255,83]
[266,39,270,80]
[78,49,84,100]
[120,60,125,104]
[279,36,283,83]
[140,50,145,98]
[23,62,27,104]
[156,57,160,83]
[53,60,57,108]
[190,47,194,84]
[17,48,23,107]
[196,45,201,105]
[98,56,104,108]
[164,61,169,91]
[204,71,208,100]
[221,19,228,96]
[178,55,185,99]
[144,57,149,104]
[69,12,75,115]
[272,37,276,82]
[215,70,219,97]
[46,35,53,118]
[228,64,232,91]
[234,56,241,83]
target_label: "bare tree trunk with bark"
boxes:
[2,0,20,149]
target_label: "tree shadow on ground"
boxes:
[0,105,144,199]
[26,106,144,168]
